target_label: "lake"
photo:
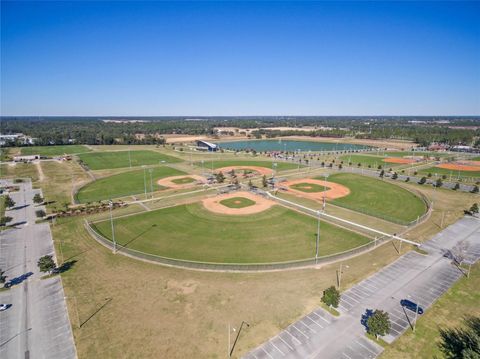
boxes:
[216,139,372,152]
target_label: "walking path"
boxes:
[243,216,480,359]
[0,180,76,359]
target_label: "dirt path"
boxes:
[35,160,45,181]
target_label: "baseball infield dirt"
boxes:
[436,163,480,172]
[215,166,273,176]
[282,178,350,201]
[382,157,416,164]
[157,175,206,189]
[202,191,275,215]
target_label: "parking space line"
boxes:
[277,335,294,350]
[284,328,303,344]
[292,324,309,338]
[269,340,285,356]
[305,315,324,329]
[354,339,376,356]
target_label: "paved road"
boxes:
[0,180,76,359]
[243,216,480,359]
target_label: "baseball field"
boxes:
[77,150,181,170]
[76,166,185,203]
[338,154,405,168]
[195,160,300,172]
[91,202,371,263]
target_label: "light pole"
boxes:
[142,166,147,199]
[229,321,250,357]
[315,210,320,264]
[109,200,116,254]
[149,168,153,198]
[337,263,349,288]
[128,149,132,168]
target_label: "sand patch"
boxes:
[157,175,206,189]
[202,191,275,215]
[282,178,350,202]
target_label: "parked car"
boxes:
[0,303,11,311]
[400,299,424,314]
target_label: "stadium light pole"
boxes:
[315,210,320,264]
[149,168,153,198]
[142,165,147,199]
[109,200,116,254]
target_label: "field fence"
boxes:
[84,219,390,272]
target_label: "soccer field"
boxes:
[92,203,370,263]
[21,145,91,156]
[76,166,185,203]
[77,150,181,170]
[325,173,427,224]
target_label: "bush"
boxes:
[470,203,479,214]
[405,177,410,182]
[418,177,427,185]
[453,183,460,191]
[0,216,13,226]
[435,178,443,188]
[321,286,341,308]
[35,209,46,218]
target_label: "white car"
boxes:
[0,303,10,311]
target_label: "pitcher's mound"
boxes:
[202,191,275,215]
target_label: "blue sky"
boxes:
[1,1,479,116]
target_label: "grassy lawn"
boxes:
[384,151,449,158]
[0,195,5,218]
[339,154,402,169]
[171,177,196,184]
[0,162,39,182]
[325,173,427,224]
[219,197,256,208]
[92,203,370,263]
[76,166,185,203]
[77,150,182,170]
[290,182,326,193]
[21,145,91,156]
[381,263,480,358]
[416,166,480,181]
[0,147,10,161]
[472,156,480,161]
[195,160,300,172]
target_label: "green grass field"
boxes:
[77,150,181,170]
[219,197,256,208]
[92,203,370,263]
[324,173,427,224]
[76,166,185,203]
[195,160,300,172]
[384,151,449,158]
[21,145,90,156]
[290,183,326,193]
[416,166,480,180]
[472,156,480,161]
[0,195,5,218]
[171,177,196,184]
[339,154,402,169]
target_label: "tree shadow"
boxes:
[54,260,77,274]
[11,204,29,210]
[438,316,480,358]
[123,224,157,249]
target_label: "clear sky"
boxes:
[1,1,479,116]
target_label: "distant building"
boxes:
[0,133,35,146]
[196,140,219,152]
[13,155,40,162]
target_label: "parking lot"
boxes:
[243,216,480,359]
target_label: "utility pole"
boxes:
[143,166,147,199]
[149,168,153,198]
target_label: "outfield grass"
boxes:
[76,166,185,203]
[92,203,370,263]
[381,263,480,358]
[338,154,402,169]
[195,160,300,172]
[384,151,449,158]
[324,173,427,224]
[21,145,90,156]
[219,197,256,208]
[77,150,182,170]
[416,166,480,180]
[290,183,326,193]
[171,177,196,184]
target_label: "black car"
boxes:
[400,299,424,314]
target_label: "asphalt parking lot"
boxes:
[243,216,480,359]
